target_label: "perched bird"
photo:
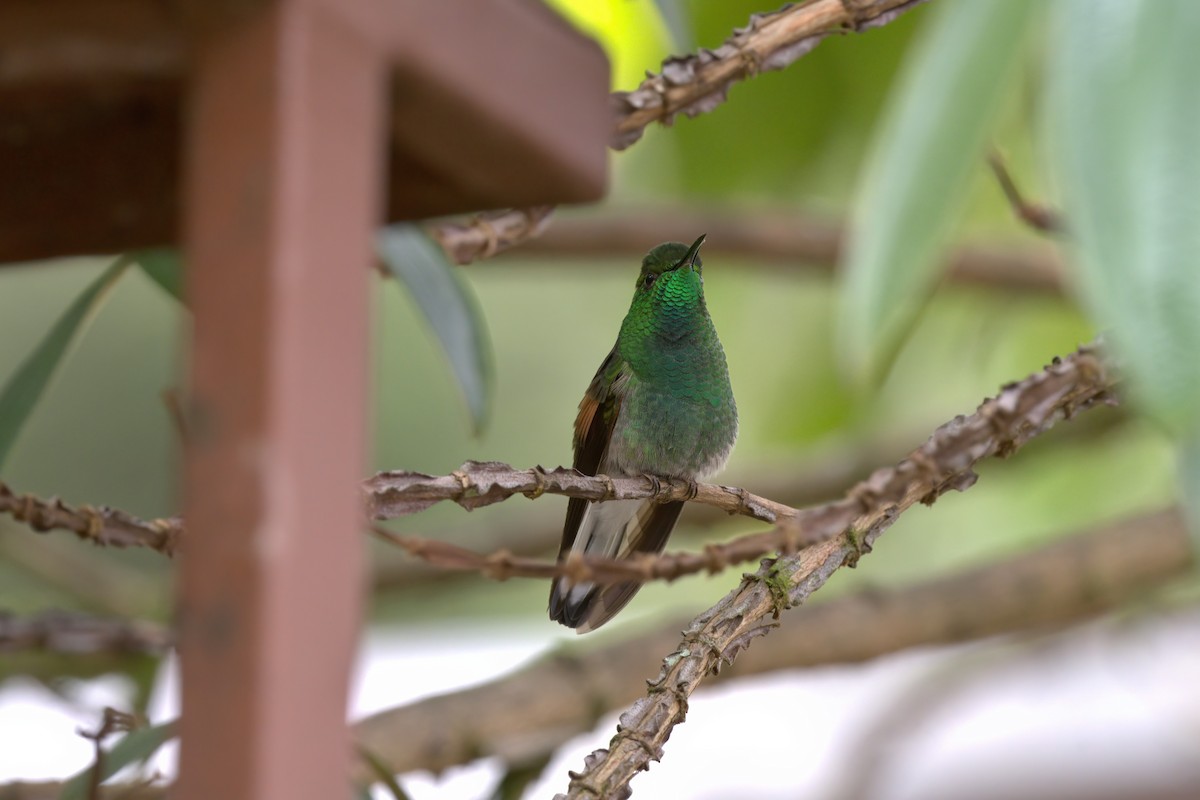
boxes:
[549,234,738,632]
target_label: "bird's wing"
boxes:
[558,344,625,556]
[550,346,685,631]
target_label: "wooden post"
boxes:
[178,3,383,797]
[0,1,606,796]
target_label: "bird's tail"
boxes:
[549,498,683,633]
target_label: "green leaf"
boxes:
[837,0,1039,383]
[134,248,184,303]
[1047,0,1200,436]
[378,225,493,433]
[0,255,133,469]
[58,720,178,800]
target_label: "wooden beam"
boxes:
[0,0,609,263]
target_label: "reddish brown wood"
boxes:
[352,0,613,218]
[0,2,182,264]
[3,3,610,798]
[177,3,382,798]
[0,0,609,263]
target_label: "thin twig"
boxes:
[77,708,142,800]
[511,208,1067,294]
[988,149,1063,234]
[558,342,1116,799]
[0,481,182,554]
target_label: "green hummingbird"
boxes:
[549,234,738,632]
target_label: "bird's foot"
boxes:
[597,473,617,501]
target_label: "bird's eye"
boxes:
[642,273,657,290]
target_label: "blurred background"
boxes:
[1,1,1197,798]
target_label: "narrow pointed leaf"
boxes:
[1047,0,1200,436]
[838,0,1038,383]
[0,255,133,469]
[58,720,178,800]
[134,248,185,303]
[378,225,493,433]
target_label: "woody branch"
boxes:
[558,342,1115,798]
[428,0,929,265]
[2,502,1187,799]
[0,343,1150,799]
[352,505,1190,780]
[1,343,1117,595]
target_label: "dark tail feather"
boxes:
[548,578,644,633]
[549,501,684,632]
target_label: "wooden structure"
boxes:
[0,1,609,797]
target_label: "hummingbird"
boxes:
[549,234,738,632]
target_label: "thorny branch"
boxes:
[2,344,1119,596]
[0,483,182,554]
[558,342,1115,799]
[0,344,1157,799]
[371,405,1127,589]
[352,505,1190,780]
[3,465,807,588]
[365,469,809,585]
[2,501,1188,800]
[426,0,929,264]
[1,468,799,586]
[3,403,1125,596]
[366,465,793,524]
[611,0,927,149]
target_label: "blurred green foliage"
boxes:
[0,256,132,470]
[0,0,1186,643]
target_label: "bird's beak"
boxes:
[681,233,706,271]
